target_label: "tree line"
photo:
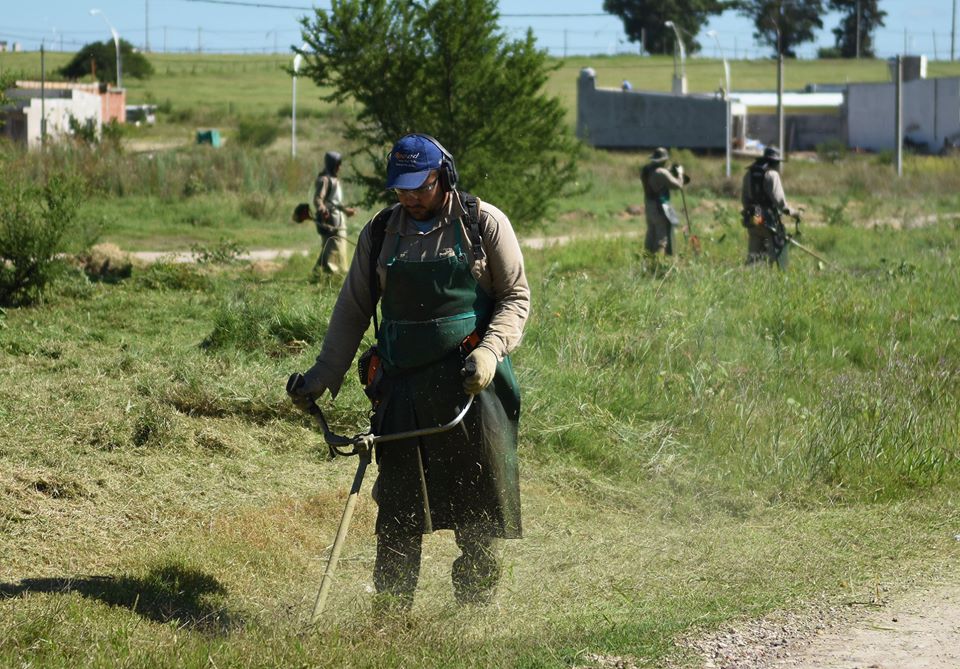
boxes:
[603,0,887,58]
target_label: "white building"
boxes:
[2,87,104,149]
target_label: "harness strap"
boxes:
[367,192,484,339]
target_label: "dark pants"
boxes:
[373,525,504,610]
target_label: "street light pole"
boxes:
[291,43,308,159]
[90,8,122,88]
[664,21,687,94]
[707,30,732,178]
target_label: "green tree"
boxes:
[59,39,154,83]
[603,0,732,54]
[298,0,578,226]
[828,0,886,58]
[737,0,824,57]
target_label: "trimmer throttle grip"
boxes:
[286,372,304,395]
[287,372,320,416]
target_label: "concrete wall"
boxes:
[577,68,729,149]
[747,112,847,150]
[847,77,960,152]
[3,89,103,148]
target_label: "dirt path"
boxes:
[680,581,960,669]
[128,230,644,264]
[775,585,960,669]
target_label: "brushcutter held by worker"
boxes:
[292,202,313,223]
[677,184,701,256]
[783,209,835,269]
[286,368,476,623]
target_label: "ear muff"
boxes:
[418,134,458,192]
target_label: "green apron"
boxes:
[372,223,522,539]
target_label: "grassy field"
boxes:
[2,47,960,668]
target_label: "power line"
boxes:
[179,0,608,17]
[183,0,317,9]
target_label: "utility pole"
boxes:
[197,26,202,54]
[855,0,861,59]
[40,43,46,149]
[895,54,903,177]
[953,0,957,61]
[163,26,167,53]
[145,0,150,52]
[777,53,784,162]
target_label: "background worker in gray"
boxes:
[641,147,687,255]
[741,146,798,269]
[313,151,356,273]
[289,133,529,612]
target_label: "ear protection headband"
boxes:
[418,134,458,192]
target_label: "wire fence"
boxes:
[2,10,958,62]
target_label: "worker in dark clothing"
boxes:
[741,146,799,269]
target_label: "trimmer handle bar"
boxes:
[286,369,475,456]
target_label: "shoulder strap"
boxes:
[367,204,398,338]
[458,191,485,261]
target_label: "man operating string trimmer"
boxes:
[288,134,530,614]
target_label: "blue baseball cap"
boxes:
[385,134,443,190]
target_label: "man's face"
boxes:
[394,170,446,221]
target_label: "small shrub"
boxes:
[239,193,274,221]
[135,262,212,291]
[101,120,126,150]
[68,115,99,146]
[234,117,280,148]
[874,149,895,165]
[0,174,85,307]
[816,139,848,163]
[191,238,249,265]
[182,173,209,198]
[822,197,851,227]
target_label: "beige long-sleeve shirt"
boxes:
[312,190,530,397]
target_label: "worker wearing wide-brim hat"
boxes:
[640,147,688,256]
[741,146,798,269]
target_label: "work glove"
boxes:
[462,347,498,395]
[287,363,327,413]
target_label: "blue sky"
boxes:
[1,0,955,60]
